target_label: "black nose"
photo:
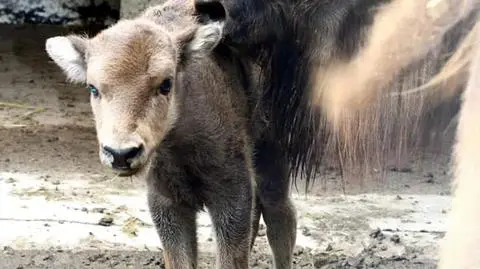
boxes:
[102,145,143,169]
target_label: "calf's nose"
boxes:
[102,145,143,169]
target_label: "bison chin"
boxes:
[114,167,141,177]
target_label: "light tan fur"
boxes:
[87,20,177,169]
[437,19,480,269]
[393,20,479,99]
[313,0,477,123]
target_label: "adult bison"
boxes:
[194,0,479,268]
[193,0,477,176]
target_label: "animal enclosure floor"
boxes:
[0,24,455,268]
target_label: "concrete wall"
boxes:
[0,0,169,25]
[0,0,120,25]
[120,0,165,19]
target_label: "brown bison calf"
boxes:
[43,1,295,268]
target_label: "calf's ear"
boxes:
[45,35,88,83]
[184,21,225,58]
[174,0,226,60]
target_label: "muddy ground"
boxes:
[0,24,455,268]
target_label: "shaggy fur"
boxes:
[438,33,480,269]
[195,0,478,184]
[438,14,480,269]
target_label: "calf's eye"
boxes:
[157,78,172,96]
[87,84,100,98]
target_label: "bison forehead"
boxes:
[87,33,177,84]
[89,21,177,66]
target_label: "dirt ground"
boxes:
[0,24,455,268]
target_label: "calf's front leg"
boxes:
[148,191,198,269]
[206,175,254,268]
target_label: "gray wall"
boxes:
[120,0,165,19]
[0,0,120,25]
[0,0,172,25]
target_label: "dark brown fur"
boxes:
[145,45,255,269]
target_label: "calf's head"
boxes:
[45,13,224,176]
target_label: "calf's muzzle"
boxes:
[102,144,143,171]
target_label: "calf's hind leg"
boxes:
[255,140,297,269]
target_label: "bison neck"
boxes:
[156,46,253,179]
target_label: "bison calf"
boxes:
[45,1,260,268]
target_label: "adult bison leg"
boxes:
[255,140,297,269]
[438,24,480,269]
